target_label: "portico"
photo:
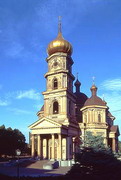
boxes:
[29,118,78,160]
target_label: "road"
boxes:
[0,160,71,177]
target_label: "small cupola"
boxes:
[74,78,81,93]
[90,84,98,96]
[84,83,106,107]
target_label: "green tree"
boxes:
[118,141,121,153]
[67,132,121,179]
[0,125,26,156]
[0,125,5,129]
[0,125,6,156]
[82,131,110,152]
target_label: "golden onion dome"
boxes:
[47,17,73,56]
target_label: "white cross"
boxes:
[92,76,95,85]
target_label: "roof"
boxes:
[74,78,88,106]
[84,96,106,107]
[107,111,115,119]
[74,79,81,86]
[74,92,88,108]
[110,125,120,135]
[40,105,44,111]
[28,117,64,129]
[84,84,107,107]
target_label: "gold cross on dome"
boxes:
[58,16,62,33]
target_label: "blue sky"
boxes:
[0,0,121,142]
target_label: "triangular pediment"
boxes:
[29,117,62,129]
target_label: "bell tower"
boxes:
[42,17,76,125]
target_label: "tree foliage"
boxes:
[0,125,26,156]
[81,131,111,153]
[118,141,121,153]
[68,147,121,180]
[67,132,121,179]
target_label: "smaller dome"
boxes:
[74,78,88,108]
[84,84,106,107]
[74,78,81,94]
[84,96,106,107]
[74,79,81,86]
[75,92,88,107]
[90,84,97,96]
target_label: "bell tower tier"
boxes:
[45,52,74,91]
[43,51,76,125]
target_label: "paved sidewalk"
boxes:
[0,160,71,177]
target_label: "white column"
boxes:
[52,134,55,160]
[45,139,47,158]
[87,110,89,123]
[90,110,92,123]
[67,137,70,160]
[103,110,106,123]
[31,134,35,157]
[43,139,47,159]
[92,110,94,123]
[112,138,116,152]
[93,110,95,123]
[58,134,62,160]
[72,137,75,159]
[46,138,48,159]
[37,135,41,157]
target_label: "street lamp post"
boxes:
[16,149,21,179]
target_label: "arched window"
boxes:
[53,101,59,114]
[53,78,58,89]
[98,114,101,122]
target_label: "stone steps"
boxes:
[27,160,49,169]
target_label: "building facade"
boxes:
[29,21,120,160]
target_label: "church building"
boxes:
[29,20,120,161]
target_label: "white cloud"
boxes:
[104,92,121,136]
[100,78,121,91]
[7,42,24,57]
[16,89,40,100]
[0,99,10,106]
[104,92,121,113]
[7,107,32,115]
[99,78,121,127]
[0,86,11,106]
